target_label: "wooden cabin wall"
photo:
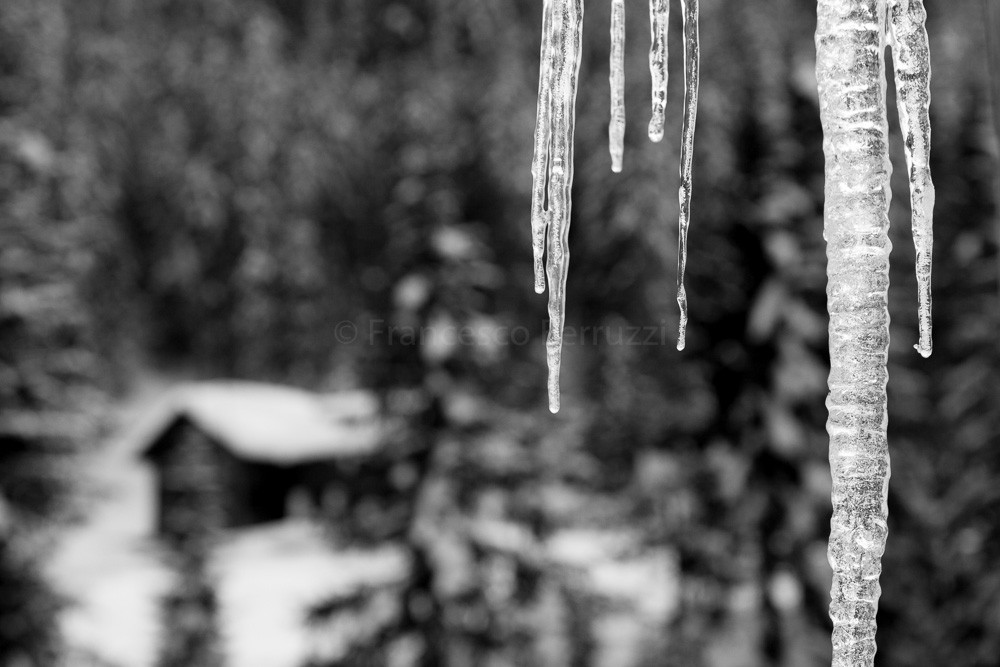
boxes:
[169,437,294,529]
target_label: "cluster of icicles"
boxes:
[531,0,700,414]
[530,1,935,666]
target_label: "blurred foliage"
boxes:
[0,0,998,665]
[0,1,104,665]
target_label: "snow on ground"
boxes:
[547,527,678,618]
[545,527,679,667]
[47,381,407,667]
[48,378,679,667]
[47,389,167,667]
[215,523,407,667]
[51,474,406,667]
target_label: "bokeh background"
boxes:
[1,0,998,666]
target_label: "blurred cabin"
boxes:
[134,382,395,544]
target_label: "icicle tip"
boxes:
[914,342,932,359]
[648,120,665,143]
[676,306,687,351]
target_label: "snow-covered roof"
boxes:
[134,381,384,464]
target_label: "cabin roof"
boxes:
[136,381,383,464]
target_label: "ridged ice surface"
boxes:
[817,2,892,663]
[647,0,670,142]
[816,0,935,664]
[609,0,626,172]
[530,0,555,295]
[675,0,699,351]
[888,0,935,358]
[530,0,584,413]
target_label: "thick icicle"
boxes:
[888,0,934,357]
[609,0,626,172]
[816,1,893,665]
[648,0,669,142]
[675,0,699,351]
[530,0,556,295]
[545,0,585,413]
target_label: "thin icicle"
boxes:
[545,0,585,414]
[675,0,699,351]
[648,0,669,142]
[816,1,894,665]
[888,0,935,358]
[530,0,556,295]
[609,0,626,172]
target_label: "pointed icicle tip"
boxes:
[676,287,689,352]
[648,121,665,143]
[548,383,561,413]
[674,0,699,354]
[888,0,935,366]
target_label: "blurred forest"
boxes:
[0,0,998,666]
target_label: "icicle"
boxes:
[544,0,585,414]
[816,1,894,664]
[648,0,669,142]
[531,0,708,408]
[888,0,935,358]
[675,0,699,351]
[530,0,556,295]
[609,0,626,172]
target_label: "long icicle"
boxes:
[888,0,934,358]
[545,0,585,414]
[648,0,670,142]
[816,1,893,665]
[675,0,699,351]
[609,0,626,172]
[530,0,556,295]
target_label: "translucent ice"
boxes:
[675,0,699,351]
[533,0,707,408]
[648,0,670,142]
[888,0,935,358]
[530,0,584,413]
[530,0,556,296]
[609,0,626,172]
[816,0,936,658]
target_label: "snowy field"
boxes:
[48,446,407,667]
[47,384,678,667]
[46,386,407,667]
